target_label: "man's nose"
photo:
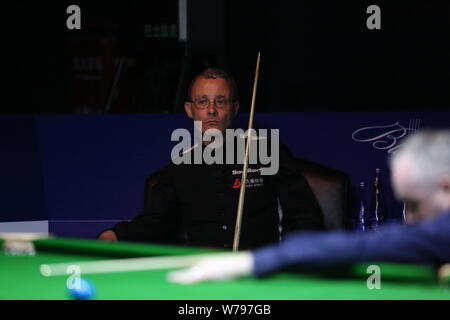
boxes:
[207,102,217,115]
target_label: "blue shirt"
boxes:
[252,211,450,276]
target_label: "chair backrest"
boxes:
[144,159,352,230]
[295,158,352,230]
[143,170,162,212]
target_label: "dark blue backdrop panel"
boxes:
[36,114,191,221]
[252,111,450,222]
[252,111,450,183]
[0,116,47,222]
[1,111,449,238]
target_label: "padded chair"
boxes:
[143,170,162,212]
[295,158,351,230]
[144,158,352,230]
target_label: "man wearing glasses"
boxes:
[98,68,324,249]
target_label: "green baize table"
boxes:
[0,237,449,300]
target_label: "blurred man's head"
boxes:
[390,130,450,223]
[184,68,240,133]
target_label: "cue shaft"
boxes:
[233,52,261,252]
[40,253,233,277]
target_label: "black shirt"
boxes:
[112,138,324,250]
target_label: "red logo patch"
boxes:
[232,178,241,189]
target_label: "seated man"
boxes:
[98,68,324,249]
[168,129,450,283]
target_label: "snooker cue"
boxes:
[232,52,261,252]
[40,252,234,277]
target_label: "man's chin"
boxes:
[203,124,224,133]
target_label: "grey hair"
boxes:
[390,129,450,185]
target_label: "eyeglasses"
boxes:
[189,97,233,109]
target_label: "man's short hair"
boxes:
[187,68,238,102]
[390,129,450,185]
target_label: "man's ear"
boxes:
[184,102,194,119]
[439,175,450,192]
[438,176,450,212]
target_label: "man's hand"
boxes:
[167,252,253,284]
[97,230,118,241]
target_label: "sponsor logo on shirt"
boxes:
[231,177,264,189]
[232,167,262,175]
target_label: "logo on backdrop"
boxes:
[351,119,421,154]
[170,121,280,175]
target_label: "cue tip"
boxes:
[40,264,52,277]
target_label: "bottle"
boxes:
[401,201,407,223]
[369,168,386,230]
[356,182,367,231]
